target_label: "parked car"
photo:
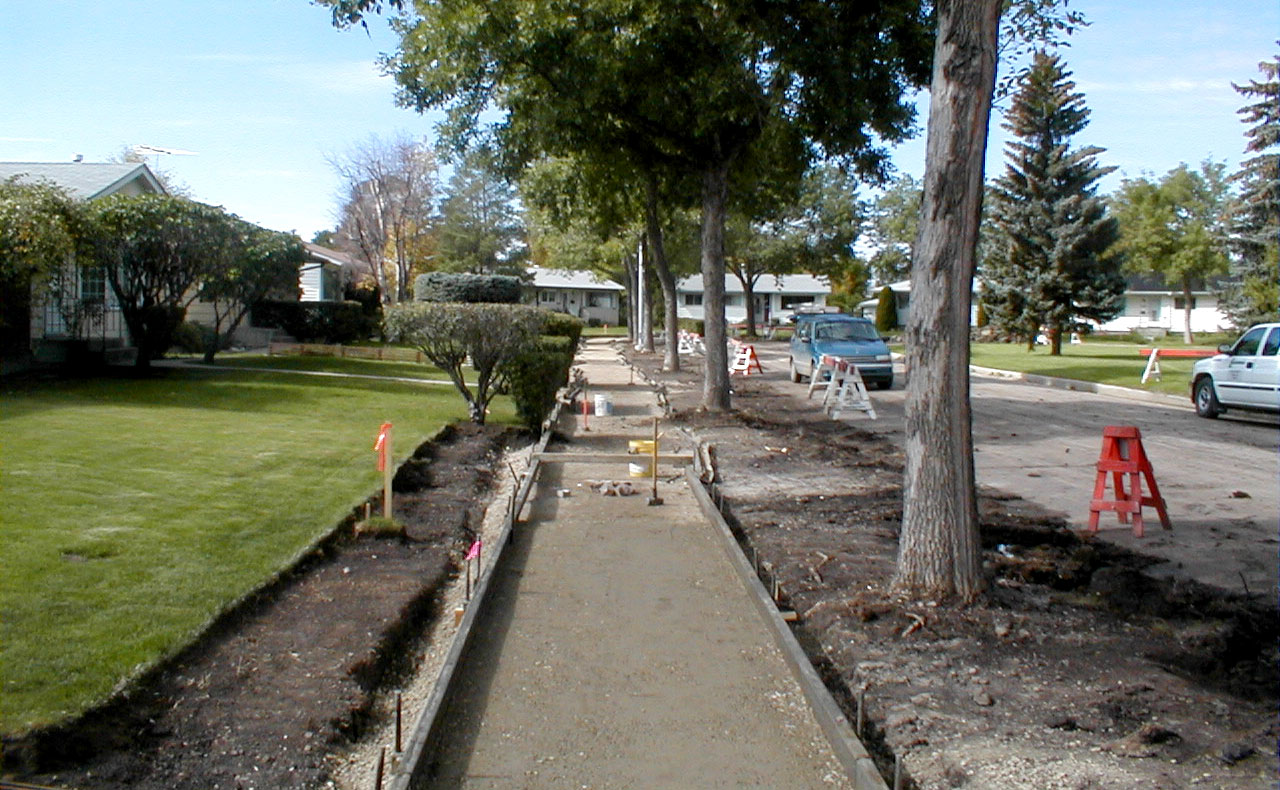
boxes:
[788,313,893,389]
[1191,322,1280,418]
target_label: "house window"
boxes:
[1173,296,1197,310]
[540,290,557,303]
[683,293,702,306]
[780,294,811,309]
[587,293,600,307]
[80,266,106,302]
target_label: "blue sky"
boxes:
[2,1,1275,240]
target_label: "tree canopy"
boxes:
[1222,50,1279,328]
[1112,162,1232,343]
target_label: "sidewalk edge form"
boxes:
[685,467,889,790]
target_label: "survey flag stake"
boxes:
[465,539,481,562]
[374,422,393,518]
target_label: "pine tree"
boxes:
[874,285,898,332]
[1222,51,1279,328]
[984,51,1123,354]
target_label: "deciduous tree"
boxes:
[0,178,82,357]
[383,302,544,423]
[1112,162,1232,343]
[81,194,238,369]
[331,133,438,303]
[892,0,1002,602]
[198,223,305,363]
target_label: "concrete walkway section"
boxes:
[427,339,852,788]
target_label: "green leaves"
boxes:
[383,301,546,423]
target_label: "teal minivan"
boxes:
[788,313,893,389]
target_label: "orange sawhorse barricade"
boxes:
[1087,425,1171,537]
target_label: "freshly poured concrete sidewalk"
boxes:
[428,340,852,788]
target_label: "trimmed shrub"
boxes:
[252,300,367,344]
[875,286,898,333]
[413,272,522,304]
[677,318,706,336]
[507,335,575,432]
[541,310,584,349]
[170,321,207,354]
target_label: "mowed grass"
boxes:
[967,340,1214,398]
[0,364,512,736]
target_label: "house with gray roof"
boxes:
[676,273,831,326]
[1,161,168,369]
[0,161,166,201]
[525,266,625,326]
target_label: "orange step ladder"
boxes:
[1087,425,1171,537]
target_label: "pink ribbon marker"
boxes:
[465,540,481,562]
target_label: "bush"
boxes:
[413,272,522,304]
[507,334,575,432]
[170,321,207,354]
[677,318,706,336]
[251,300,368,344]
[541,310,584,349]
[875,286,898,333]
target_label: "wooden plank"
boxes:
[534,451,694,465]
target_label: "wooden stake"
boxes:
[382,426,393,519]
[374,746,385,790]
[647,416,663,506]
[395,694,402,753]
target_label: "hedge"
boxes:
[251,300,369,344]
[507,334,575,432]
[413,272,522,304]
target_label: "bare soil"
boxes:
[5,348,1276,790]
[6,422,517,790]
[626,346,1277,789]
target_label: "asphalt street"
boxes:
[749,341,1279,600]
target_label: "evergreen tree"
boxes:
[875,285,898,332]
[1221,51,1279,328]
[985,51,1123,354]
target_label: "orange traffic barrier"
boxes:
[1087,425,1171,537]
[1138,347,1217,383]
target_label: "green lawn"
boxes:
[212,353,457,381]
[966,340,1212,398]
[0,365,512,736]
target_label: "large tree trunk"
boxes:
[892,0,1001,602]
[701,162,732,411]
[645,174,680,372]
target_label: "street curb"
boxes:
[967,364,1191,408]
[686,468,889,790]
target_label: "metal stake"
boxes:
[374,746,386,790]
[395,694,403,753]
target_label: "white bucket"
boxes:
[594,393,613,416]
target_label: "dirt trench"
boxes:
[6,422,519,790]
